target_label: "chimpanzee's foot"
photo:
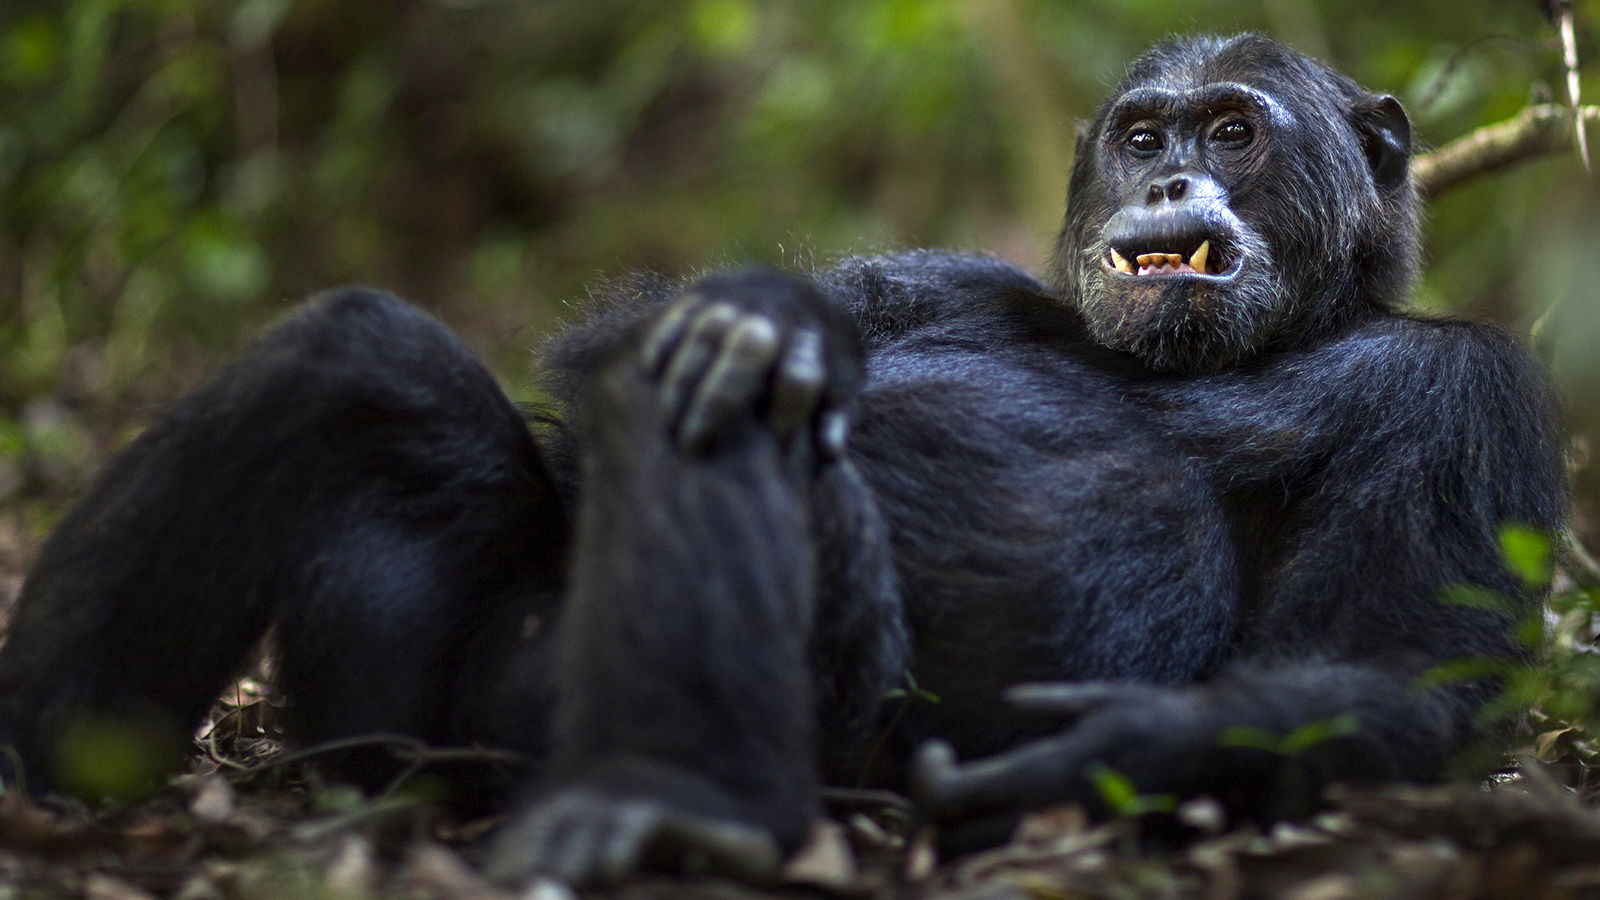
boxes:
[486,784,782,888]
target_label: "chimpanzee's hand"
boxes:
[912,682,1215,840]
[912,677,1385,847]
[635,269,861,460]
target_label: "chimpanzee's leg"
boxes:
[488,269,878,887]
[0,288,566,796]
[263,293,568,757]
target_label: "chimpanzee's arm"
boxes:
[915,317,1566,836]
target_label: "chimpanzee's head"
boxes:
[1053,34,1419,373]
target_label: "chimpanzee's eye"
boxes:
[1212,118,1252,145]
[1126,128,1163,154]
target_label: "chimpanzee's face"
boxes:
[1053,35,1417,374]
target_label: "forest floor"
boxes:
[4,513,1600,900]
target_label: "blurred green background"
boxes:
[2,0,1599,543]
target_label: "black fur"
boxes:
[0,34,1566,885]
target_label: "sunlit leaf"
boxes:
[184,218,270,304]
[1085,761,1138,815]
[688,0,757,56]
[2,15,59,85]
[1535,726,1576,762]
[1498,523,1553,590]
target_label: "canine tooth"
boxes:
[1189,240,1210,274]
[1109,248,1133,274]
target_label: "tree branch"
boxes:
[1411,104,1598,200]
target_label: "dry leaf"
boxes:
[781,820,857,890]
[85,873,158,900]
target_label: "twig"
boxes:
[293,795,436,843]
[1562,527,1600,592]
[223,732,535,799]
[201,727,256,772]
[1411,35,1552,114]
[1411,104,1599,200]
[246,732,531,770]
[1,743,30,799]
[820,786,915,814]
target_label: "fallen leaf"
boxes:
[782,820,857,890]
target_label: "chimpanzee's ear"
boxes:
[1073,120,1094,161]
[1350,93,1411,192]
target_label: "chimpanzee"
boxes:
[0,33,1566,887]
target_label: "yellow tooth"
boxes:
[1109,248,1133,274]
[1189,240,1210,274]
[1136,253,1158,267]
[1164,253,1183,266]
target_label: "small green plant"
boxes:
[882,668,941,704]
[1425,523,1600,784]
[1499,523,1555,590]
[1218,714,1361,757]
[856,669,939,788]
[1208,715,1361,820]
[1527,531,1600,775]
[1084,761,1176,818]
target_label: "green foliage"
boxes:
[1085,761,1175,817]
[883,668,940,704]
[1218,715,1361,757]
[54,715,176,803]
[1499,523,1554,591]
[0,1,1591,418]
[1539,580,1600,731]
[1419,523,1600,780]
[0,3,1596,571]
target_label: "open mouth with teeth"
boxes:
[1106,239,1227,277]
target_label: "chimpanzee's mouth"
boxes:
[1111,241,1212,276]
[1100,203,1244,281]
[1103,237,1237,278]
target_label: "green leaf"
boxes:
[883,669,940,703]
[1085,761,1138,815]
[1498,523,1553,590]
[184,217,269,303]
[1415,656,1508,690]
[1436,583,1513,612]
[1085,761,1174,816]
[1221,716,1359,757]
[688,0,757,56]
[1218,725,1285,754]
[1548,588,1600,616]
[1514,615,1546,649]
[3,15,59,85]
[1280,715,1359,755]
